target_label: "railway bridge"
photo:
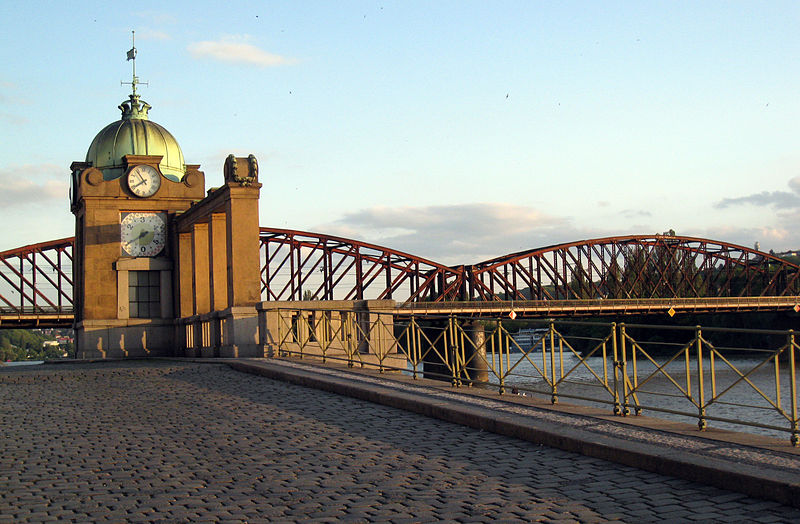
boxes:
[2,231,799,328]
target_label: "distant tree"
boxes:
[568,267,593,299]
[0,329,70,361]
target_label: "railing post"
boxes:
[448,315,459,387]
[456,316,465,387]
[541,320,549,385]
[789,330,798,447]
[620,323,631,416]
[377,314,385,374]
[611,322,621,415]
[345,311,355,367]
[275,310,283,357]
[410,318,418,379]
[696,326,707,431]
[550,320,558,405]
[497,320,505,395]
[298,310,307,359]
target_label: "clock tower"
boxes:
[70,44,206,358]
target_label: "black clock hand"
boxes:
[135,229,149,244]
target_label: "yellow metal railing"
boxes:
[399,296,800,314]
[261,306,800,446]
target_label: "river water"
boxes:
[482,350,797,441]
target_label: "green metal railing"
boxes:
[263,306,799,446]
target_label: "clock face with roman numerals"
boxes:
[120,212,166,257]
[127,164,162,198]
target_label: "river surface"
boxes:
[479,351,797,441]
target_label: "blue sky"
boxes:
[2,1,799,264]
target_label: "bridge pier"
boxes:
[417,318,488,385]
[419,319,450,382]
[462,321,489,386]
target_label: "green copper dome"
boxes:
[86,93,186,182]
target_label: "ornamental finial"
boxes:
[119,31,150,120]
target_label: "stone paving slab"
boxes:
[226,357,800,508]
[1,360,800,523]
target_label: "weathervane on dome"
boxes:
[119,31,151,120]
[121,30,148,97]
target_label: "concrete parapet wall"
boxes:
[256,300,400,367]
[177,306,261,358]
[75,319,175,359]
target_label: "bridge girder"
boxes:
[259,231,800,306]
[259,228,462,303]
[0,238,74,328]
[3,232,799,328]
[469,235,800,302]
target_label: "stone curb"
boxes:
[226,359,800,509]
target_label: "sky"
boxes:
[1,1,799,265]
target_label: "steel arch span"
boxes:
[2,232,800,325]
[259,227,463,303]
[467,235,800,302]
[0,237,74,326]
[259,230,800,305]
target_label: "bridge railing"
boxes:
[260,305,799,446]
[399,296,800,316]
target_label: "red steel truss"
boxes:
[260,231,800,304]
[2,233,799,326]
[468,235,800,301]
[0,237,74,322]
[259,228,462,302]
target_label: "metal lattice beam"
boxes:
[0,237,74,321]
[2,232,799,327]
[468,235,800,301]
[259,228,464,304]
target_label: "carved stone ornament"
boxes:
[183,171,200,188]
[224,154,258,187]
[248,154,258,180]
[84,167,104,186]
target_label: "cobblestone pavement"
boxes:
[2,361,800,523]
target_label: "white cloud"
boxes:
[0,112,27,125]
[188,36,296,67]
[135,11,178,26]
[0,165,72,251]
[138,29,170,41]
[620,209,652,219]
[715,176,800,210]
[709,177,800,251]
[0,81,30,122]
[313,199,800,266]
[315,203,604,265]
[0,165,67,208]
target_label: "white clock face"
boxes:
[127,164,162,198]
[121,212,166,257]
